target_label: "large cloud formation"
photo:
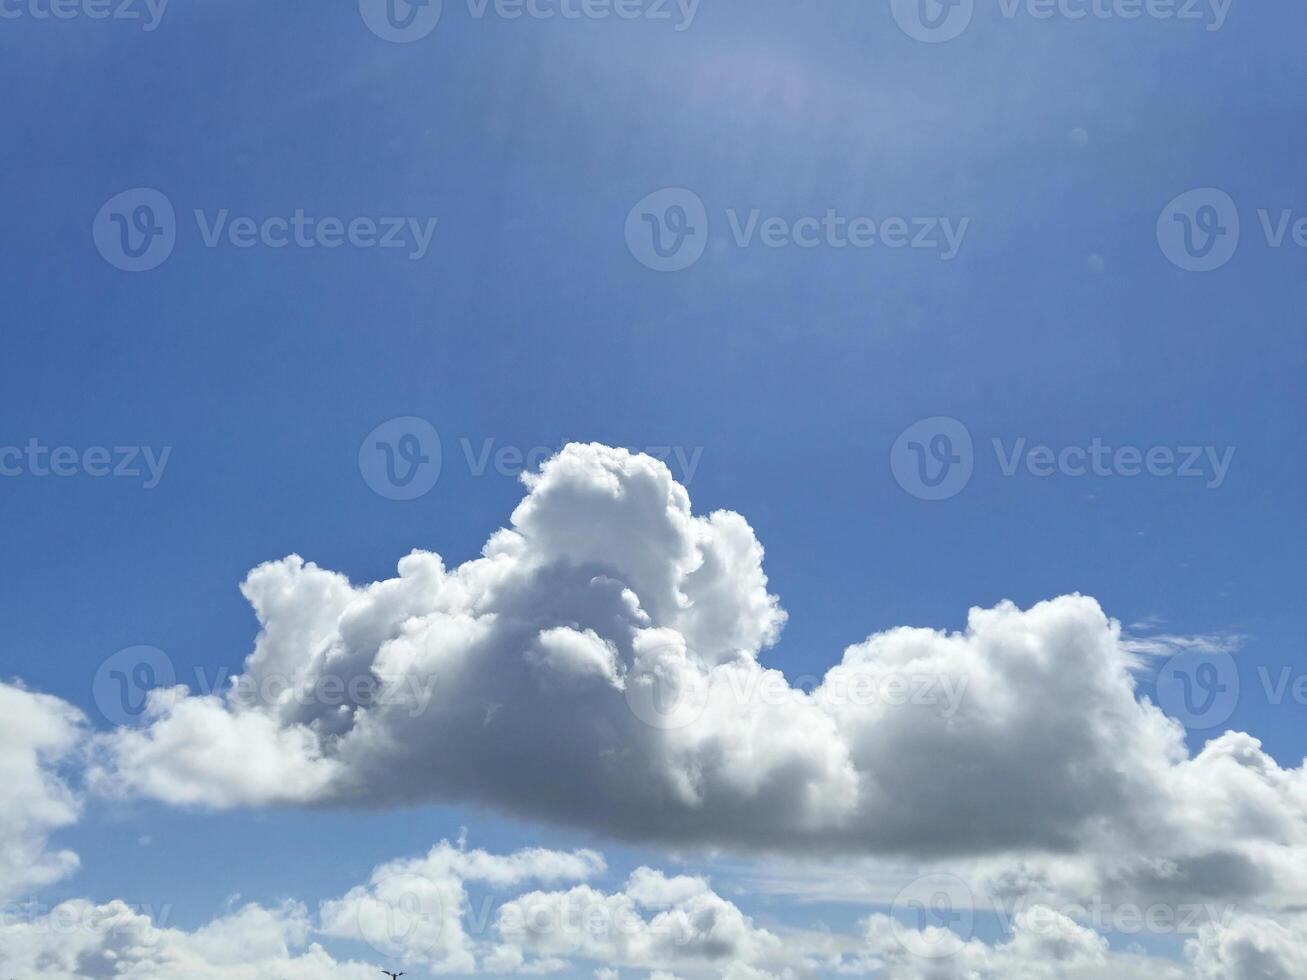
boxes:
[89,444,1307,915]
[4,665,1306,978]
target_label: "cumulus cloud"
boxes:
[319,839,605,973]
[1187,912,1307,979]
[0,897,378,980]
[854,906,1187,980]
[488,866,792,977]
[84,444,1307,916]
[847,905,1307,980]
[0,681,84,899]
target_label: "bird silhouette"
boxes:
[381,972,406,980]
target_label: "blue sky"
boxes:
[2,1,1307,977]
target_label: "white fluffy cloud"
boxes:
[84,443,1307,921]
[488,866,792,977]
[852,906,1307,980]
[319,840,606,973]
[854,906,1188,980]
[0,681,84,900]
[1186,913,1307,979]
[0,897,378,980]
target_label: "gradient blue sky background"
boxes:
[2,0,1305,968]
